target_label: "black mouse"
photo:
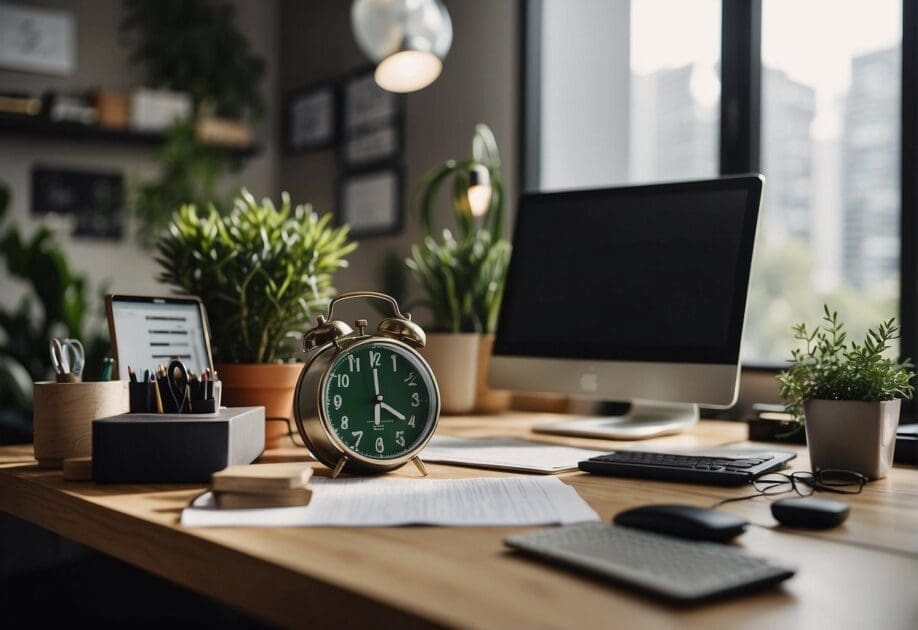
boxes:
[771,497,850,529]
[614,504,748,542]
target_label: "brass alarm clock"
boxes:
[293,291,441,477]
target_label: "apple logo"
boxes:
[580,371,598,393]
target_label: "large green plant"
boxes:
[156,190,357,364]
[778,306,915,423]
[121,0,265,120]
[406,124,511,333]
[121,0,265,245]
[0,185,107,418]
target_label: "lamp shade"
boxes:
[351,0,453,93]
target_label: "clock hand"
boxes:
[374,402,381,426]
[380,402,406,421]
[373,367,381,397]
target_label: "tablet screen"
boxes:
[108,296,213,380]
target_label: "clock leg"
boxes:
[331,456,348,479]
[412,457,429,477]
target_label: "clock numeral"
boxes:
[333,394,342,410]
[408,415,416,428]
[411,392,420,408]
[335,374,350,388]
[395,431,405,447]
[352,430,363,448]
[369,351,381,367]
[346,355,361,372]
[391,354,397,372]
[375,436,385,453]
[340,415,349,429]
[404,372,417,387]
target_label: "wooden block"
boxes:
[215,486,313,509]
[63,456,93,481]
[212,462,313,494]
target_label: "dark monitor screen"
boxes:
[493,176,762,364]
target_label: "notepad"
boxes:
[421,435,607,473]
[181,477,599,528]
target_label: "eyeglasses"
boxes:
[713,469,867,506]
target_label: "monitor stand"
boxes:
[533,400,700,440]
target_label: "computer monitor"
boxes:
[489,175,763,439]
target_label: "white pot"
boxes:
[803,399,901,479]
[421,333,480,414]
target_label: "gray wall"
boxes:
[279,0,520,302]
[0,0,519,332]
[0,0,279,310]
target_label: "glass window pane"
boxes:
[745,0,902,364]
[538,0,721,190]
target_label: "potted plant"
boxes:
[778,306,914,479]
[406,124,512,413]
[157,189,357,447]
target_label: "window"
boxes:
[523,0,915,372]
[745,0,902,363]
[536,0,720,190]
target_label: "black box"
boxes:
[92,407,265,483]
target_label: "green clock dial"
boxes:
[322,340,437,460]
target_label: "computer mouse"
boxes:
[613,504,748,542]
[771,497,850,529]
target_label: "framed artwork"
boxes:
[337,166,403,237]
[284,83,337,153]
[340,67,404,168]
[0,4,76,75]
[31,166,124,239]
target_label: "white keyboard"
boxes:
[505,523,794,602]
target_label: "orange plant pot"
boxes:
[216,363,304,449]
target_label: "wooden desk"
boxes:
[1,413,916,629]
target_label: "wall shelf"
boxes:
[0,116,260,158]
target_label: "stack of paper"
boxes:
[211,462,314,509]
[421,435,607,473]
[182,476,599,528]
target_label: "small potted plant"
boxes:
[157,189,357,447]
[778,306,914,479]
[406,124,512,413]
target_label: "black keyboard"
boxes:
[578,450,796,485]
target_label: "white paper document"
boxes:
[181,476,599,528]
[421,435,607,474]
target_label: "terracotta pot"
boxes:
[33,380,129,468]
[474,334,512,413]
[803,398,900,479]
[420,333,479,414]
[216,363,304,449]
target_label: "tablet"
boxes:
[106,294,214,380]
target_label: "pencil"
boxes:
[152,374,164,413]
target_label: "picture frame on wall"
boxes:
[340,68,404,168]
[283,82,337,153]
[337,166,403,237]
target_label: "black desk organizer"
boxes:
[92,406,265,483]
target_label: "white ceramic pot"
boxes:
[803,398,901,479]
[421,333,479,414]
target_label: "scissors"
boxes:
[166,359,191,412]
[49,338,85,383]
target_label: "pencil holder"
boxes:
[33,380,130,468]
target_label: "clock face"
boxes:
[322,340,438,460]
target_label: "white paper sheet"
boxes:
[181,476,599,528]
[421,435,607,473]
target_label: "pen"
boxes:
[100,357,113,382]
[128,366,136,383]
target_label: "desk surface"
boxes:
[1,413,916,629]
